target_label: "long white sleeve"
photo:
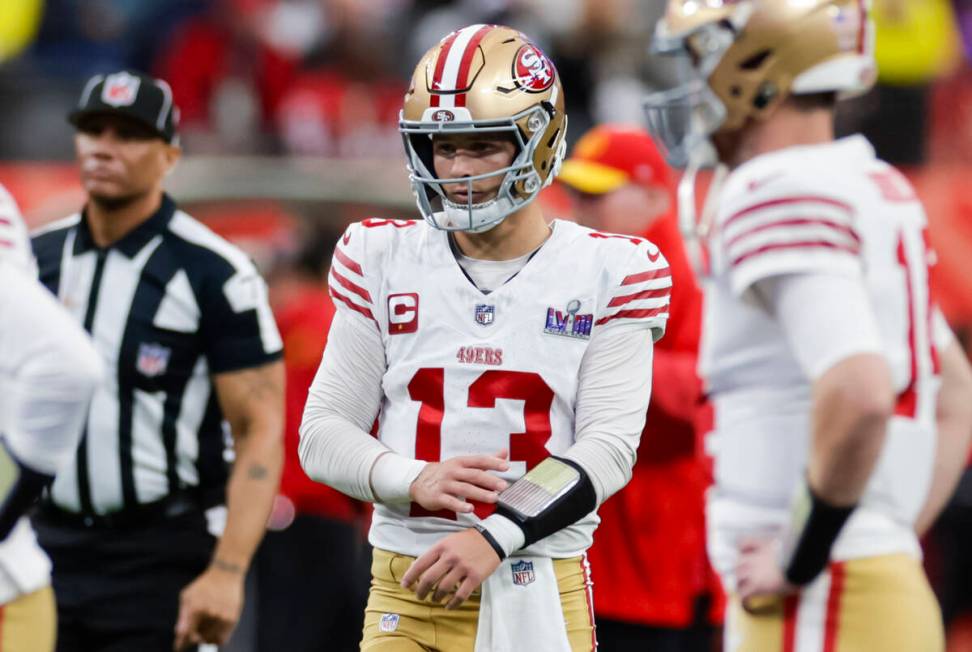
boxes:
[0,263,103,475]
[562,326,655,503]
[298,311,427,503]
[757,273,884,381]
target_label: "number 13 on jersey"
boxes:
[406,368,554,519]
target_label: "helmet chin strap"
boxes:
[440,195,516,233]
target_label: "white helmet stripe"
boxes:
[435,23,488,108]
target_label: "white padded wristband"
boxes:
[480,513,526,557]
[370,453,428,504]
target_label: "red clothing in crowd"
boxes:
[154,16,296,130]
[588,210,725,628]
[274,282,358,522]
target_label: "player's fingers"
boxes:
[455,454,511,473]
[446,577,478,610]
[493,449,509,460]
[415,558,452,601]
[401,549,441,589]
[453,468,509,492]
[436,494,473,514]
[432,567,466,603]
[446,481,500,503]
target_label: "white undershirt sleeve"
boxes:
[0,263,103,474]
[756,273,885,381]
[562,326,654,503]
[298,311,427,503]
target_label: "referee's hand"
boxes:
[174,562,245,651]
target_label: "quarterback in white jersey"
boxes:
[0,187,103,650]
[300,25,670,652]
[645,2,972,651]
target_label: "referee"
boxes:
[30,70,285,652]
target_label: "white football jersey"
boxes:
[329,218,670,557]
[0,184,34,275]
[701,136,940,574]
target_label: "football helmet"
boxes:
[400,24,567,233]
[644,0,877,168]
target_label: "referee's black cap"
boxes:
[68,70,180,144]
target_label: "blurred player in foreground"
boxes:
[644,1,972,650]
[558,124,721,651]
[0,186,103,651]
[299,24,671,651]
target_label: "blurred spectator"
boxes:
[253,220,368,652]
[557,124,722,652]
[275,0,407,158]
[155,0,299,154]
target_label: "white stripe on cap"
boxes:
[78,75,105,109]
[436,23,487,109]
[155,78,173,131]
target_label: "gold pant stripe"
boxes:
[361,548,595,651]
[727,554,944,652]
[0,586,56,652]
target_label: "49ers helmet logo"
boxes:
[512,44,555,93]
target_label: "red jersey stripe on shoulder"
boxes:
[430,30,461,108]
[607,287,670,308]
[334,247,363,276]
[621,268,671,286]
[0,239,12,248]
[0,217,10,226]
[595,306,667,326]
[725,196,854,231]
[329,286,377,324]
[330,267,372,304]
[725,217,862,251]
[454,25,492,107]
[732,240,860,267]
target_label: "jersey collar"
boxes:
[74,193,176,258]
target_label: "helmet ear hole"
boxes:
[753,82,778,110]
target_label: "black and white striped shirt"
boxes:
[32,195,282,516]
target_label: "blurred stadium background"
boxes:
[2,0,972,650]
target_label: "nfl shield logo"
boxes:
[474,304,495,326]
[136,342,171,378]
[378,613,400,632]
[511,560,535,587]
[101,71,141,107]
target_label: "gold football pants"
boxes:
[725,554,943,652]
[361,548,596,651]
[0,586,56,652]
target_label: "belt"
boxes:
[36,491,204,531]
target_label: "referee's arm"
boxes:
[174,260,285,650]
[175,361,285,649]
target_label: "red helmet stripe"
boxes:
[453,25,492,107]
[857,0,867,54]
[430,29,461,107]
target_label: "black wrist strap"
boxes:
[473,524,506,561]
[0,435,55,540]
[783,482,856,586]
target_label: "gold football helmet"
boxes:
[400,24,567,232]
[644,0,877,168]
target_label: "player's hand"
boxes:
[401,528,503,610]
[735,537,797,614]
[409,449,510,515]
[173,562,245,651]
